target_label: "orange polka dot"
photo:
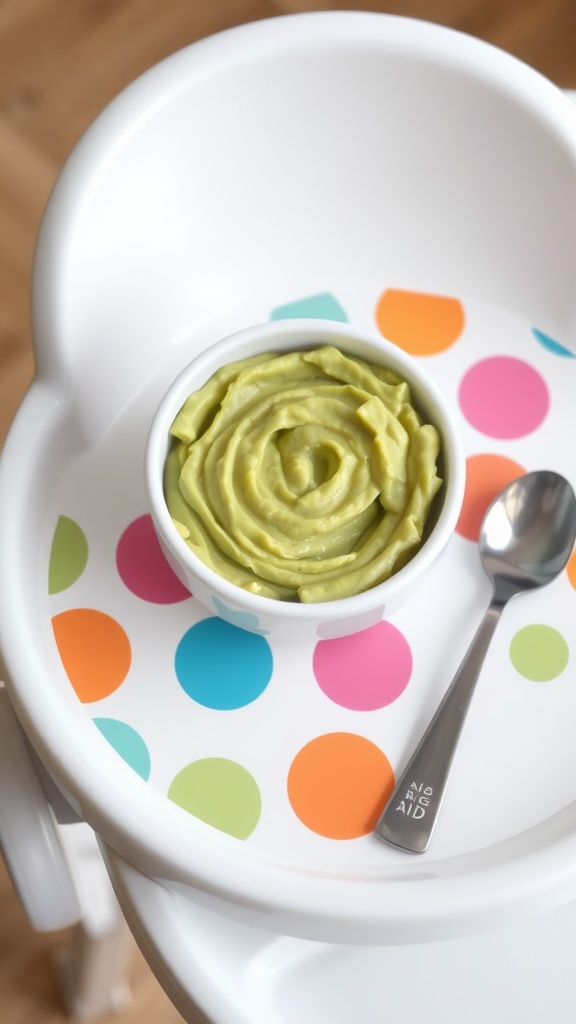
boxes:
[456,454,526,542]
[52,608,131,703]
[375,288,465,355]
[287,732,394,840]
[567,551,576,591]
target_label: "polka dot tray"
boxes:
[45,285,576,872]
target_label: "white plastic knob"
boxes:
[0,683,81,931]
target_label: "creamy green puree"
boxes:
[164,346,442,603]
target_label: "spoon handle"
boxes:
[375,597,502,853]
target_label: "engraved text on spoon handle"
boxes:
[375,598,503,854]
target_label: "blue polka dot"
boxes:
[94,718,151,780]
[175,617,273,710]
[532,328,575,358]
[270,292,348,322]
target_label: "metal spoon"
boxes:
[375,470,576,854]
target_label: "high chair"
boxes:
[3,13,576,1023]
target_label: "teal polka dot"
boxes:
[270,292,348,322]
[532,328,575,358]
[94,718,151,779]
[175,617,273,709]
[168,757,261,839]
[509,624,569,681]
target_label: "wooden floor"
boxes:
[1,1,576,1022]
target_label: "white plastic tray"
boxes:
[43,286,576,872]
[3,15,576,944]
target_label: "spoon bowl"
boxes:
[482,471,576,597]
[376,470,576,854]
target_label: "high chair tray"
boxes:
[2,14,576,944]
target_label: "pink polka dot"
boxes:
[313,621,412,711]
[458,356,549,439]
[116,515,191,604]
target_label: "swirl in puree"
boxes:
[164,346,442,602]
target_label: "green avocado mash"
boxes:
[164,346,442,603]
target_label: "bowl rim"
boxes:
[145,317,466,621]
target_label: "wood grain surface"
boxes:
[1,2,576,1021]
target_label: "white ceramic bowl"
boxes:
[146,319,465,640]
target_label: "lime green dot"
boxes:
[168,758,261,839]
[49,515,88,593]
[509,624,569,682]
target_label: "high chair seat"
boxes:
[102,842,576,1024]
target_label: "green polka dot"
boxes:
[168,758,261,839]
[509,624,569,682]
[48,515,88,593]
